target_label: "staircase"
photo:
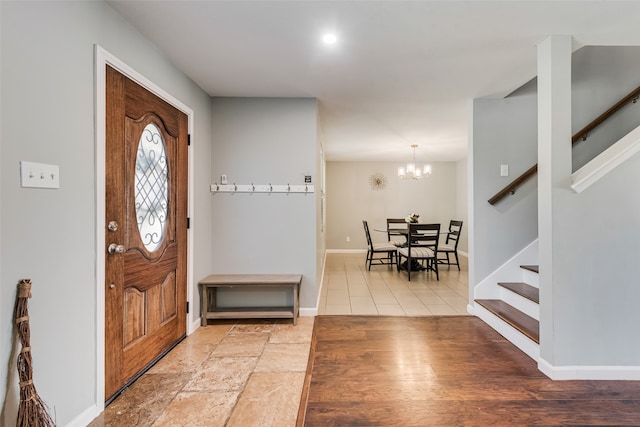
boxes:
[474,263,540,360]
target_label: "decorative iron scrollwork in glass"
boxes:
[135,123,168,252]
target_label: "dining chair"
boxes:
[397,223,440,281]
[363,220,397,270]
[386,218,408,247]
[437,220,463,271]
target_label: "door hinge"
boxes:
[187,134,191,146]
[186,301,189,314]
[187,217,190,229]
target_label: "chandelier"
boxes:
[398,144,432,179]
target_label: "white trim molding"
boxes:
[539,358,640,380]
[572,124,640,193]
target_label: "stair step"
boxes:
[520,265,539,274]
[498,282,539,304]
[475,299,539,344]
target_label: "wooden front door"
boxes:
[104,65,188,402]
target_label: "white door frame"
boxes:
[94,45,195,413]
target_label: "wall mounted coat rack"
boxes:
[210,183,315,194]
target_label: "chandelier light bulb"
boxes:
[399,144,431,180]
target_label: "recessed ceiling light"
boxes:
[322,33,337,44]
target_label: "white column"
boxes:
[537,35,572,367]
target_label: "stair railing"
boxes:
[488,84,640,205]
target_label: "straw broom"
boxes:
[14,279,55,427]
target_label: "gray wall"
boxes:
[549,153,640,364]
[471,93,539,282]
[456,158,469,253]
[572,47,640,171]
[326,161,463,250]
[209,98,319,309]
[0,1,213,425]
[540,44,640,367]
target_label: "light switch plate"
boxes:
[20,161,60,189]
[500,164,509,177]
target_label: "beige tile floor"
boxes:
[88,317,314,427]
[320,252,469,316]
[89,252,468,426]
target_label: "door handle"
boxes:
[108,243,125,254]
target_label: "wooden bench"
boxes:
[198,274,303,326]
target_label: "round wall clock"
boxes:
[369,173,387,190]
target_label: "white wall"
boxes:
[0,1,213,425]
[209,98,319,309]
[326,161,460,250]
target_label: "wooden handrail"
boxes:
[572,85,640,144]
[487,165,537,205]
[488,84,640,205]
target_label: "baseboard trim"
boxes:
[466,303,475,315]
[300,307,318,317]
[190,318,201,334]
[538,358,640,380]
[65,404,99,427]
[326,249,367,253]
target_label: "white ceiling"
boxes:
[107,1,640,163]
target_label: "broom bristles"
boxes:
[14,279,56,427]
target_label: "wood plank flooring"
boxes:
[298,316,640,426]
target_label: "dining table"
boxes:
[374,223,441,272]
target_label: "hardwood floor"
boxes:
[298,316,640,426]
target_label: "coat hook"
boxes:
[269,183,273,193]
[233,183,237,192]
[214,183,219,192]
[287,184,291,194]
[305,184,308,192]
[251,183,255,192]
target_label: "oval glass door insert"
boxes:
[135,123,168,252]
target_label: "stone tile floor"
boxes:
[88,317,314,427]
